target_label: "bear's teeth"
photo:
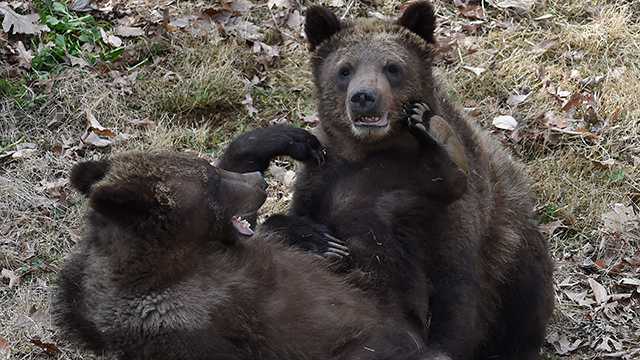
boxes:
[232,216,254,236]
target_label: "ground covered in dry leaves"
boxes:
[1,0,639,359]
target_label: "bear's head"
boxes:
[70,152,267,250]
[305,1,437,143]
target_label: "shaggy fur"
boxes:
[52,151,427,360]
[219,2,554,360]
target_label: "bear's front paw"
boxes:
[280,127,326,166]
[405,102,432,130]
[404,102,438,147]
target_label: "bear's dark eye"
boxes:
[385,64,401,76]
[338,67,351,78]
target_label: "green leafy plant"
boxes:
[31,0,123,72]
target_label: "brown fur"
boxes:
[52,151,427,360]
[220,3,554,360]
[304,3,555,359]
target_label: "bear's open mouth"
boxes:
[232,215,254,236]
[352,112,389,128]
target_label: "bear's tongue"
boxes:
[232,216,254,236]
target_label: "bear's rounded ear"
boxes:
[70,160,110,196]
[397,1,436,44]
[89,181,157,223]
[305,6,341,51]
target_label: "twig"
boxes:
[341,0,356,20]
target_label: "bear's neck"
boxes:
[314,124,420,162]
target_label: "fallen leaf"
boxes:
[534,14,554,21]
[302,113,319,124]
[543,111,568,129]
[286,10,303,30]
[540,220,563,237]
[225,19,262,41]
[37,178,68,200]
[1,268,20,287]
[506,93,529,107]
[531,39,555,55]
[114,25,144,37]
[269,165,296,188]
[15,40,32,68]
[0,3,49,34]
[241,93,257,117]
[561,92,584,113]
[228,0,253,14]
[69,0,93,12]
[456,3,485,20]
[30,339,59,355]
[620,278,640,287]
[602,204,639,235]
[492,115,518,131]
[588,278,609,304]
[267,0,289,9]
[68,55,89,67]
[81,111,115,148]
[495,0,535,12]
[127,118,155,128]
[0,336,8,353]
[462,65,486,77]
[100,28,122,47]
[546,331,582,355]
[564,290,595,307]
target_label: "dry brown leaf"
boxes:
[15,40,32,68]
[267,0,289,9]
[602,204,639,235]
[227,0,253,14]
[114,25,144,37]
[68,55,89,67]
[81,111,116,148]
[128,118,155,128]
[241,93,257,117]
[100,28,122,47]
[495,0,535,12]
[1,268,20,288]
[0,3,49,34]
[506,94,529,107]
[457,4,485,20]
[546,331,582,355]
[286,10,303,30]
[302,113,319,124]
[0,336,8,356]
[69,0,93,12]
[30,339,59,355]
[37,178,68,200]
[543,111,568,129]
[462,65,486,77]
[588,278,609,304]
[225,19,262,41]
[492,115,517,131]
[564,290,595,307]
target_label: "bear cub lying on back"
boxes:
[52,151,427,360]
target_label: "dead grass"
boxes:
[1,0,639,359]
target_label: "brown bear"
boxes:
[52,151,436,360]
[218,2,554,360]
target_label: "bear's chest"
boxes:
[309,154,424,229]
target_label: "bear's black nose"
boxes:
[350,89,378,114]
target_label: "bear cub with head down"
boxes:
[52,151,427,360]
[219,2,554,360]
